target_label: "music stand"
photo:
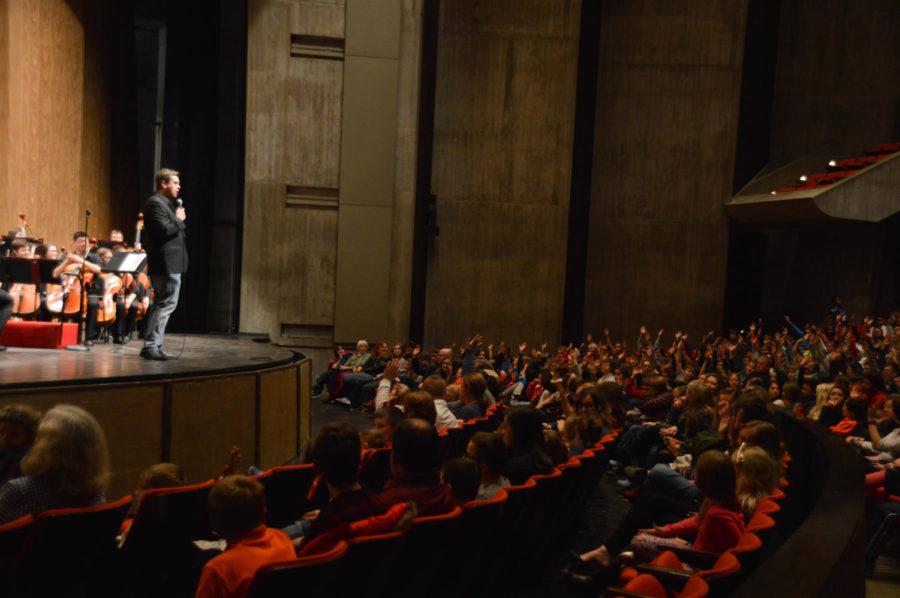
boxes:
[102,252,147,275]
[0,257,69,346]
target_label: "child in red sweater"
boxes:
[579,450,745,566]
[195,475,296,598]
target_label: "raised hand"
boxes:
[383,358,402,382]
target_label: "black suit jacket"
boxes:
[143,193,188,274]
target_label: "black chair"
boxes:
[451,489,509,596]
[257,464,318,528]
[248,540,348,597]
[0,515,33,586]
[120,479,216,597]
[13,495,132,597]
[394,507,464,595]
[336,530,407,597]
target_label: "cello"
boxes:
[8,213,38,319]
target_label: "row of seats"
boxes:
[772,141,897,193]
[248,428,621,597]
[606,461,792,598]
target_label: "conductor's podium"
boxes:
[0,321,78,348]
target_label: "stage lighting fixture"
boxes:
[828,159,837,167]
[799,174,808,182]
[770,190,777,195]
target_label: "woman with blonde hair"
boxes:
[0,404,110,523]
[733,444,780,517]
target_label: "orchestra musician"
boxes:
[52,231,102,346]
[109,229,124,244]
[140,168,187,361]
[0,239,34,350]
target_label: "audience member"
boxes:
[371,418,454,516]
[195,475,295,598]
[441,457,481,505]
[467,431,510,500]
[501,406,553,485]
[0,404,42,485]
[421,375,458,430]
[0,405,109,523]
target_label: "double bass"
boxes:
[121,213,152,320]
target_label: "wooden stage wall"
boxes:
[0,0,135,249]
[0,358,313,500]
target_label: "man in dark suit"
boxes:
[140,168,187,360]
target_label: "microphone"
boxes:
[176,198,183,208]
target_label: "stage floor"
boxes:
[0,334,297,390]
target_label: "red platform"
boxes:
[0,321,78,349]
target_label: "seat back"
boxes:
[0,515,33,584]
[678,574,710,598]
[756,498,781,516]
[16,496,133,596]
[619,573,667,597]
[700,550,741,579]
[493,478,537,592]
[248,540,348,597]
[527,468,566,571]
[120,479,215,596]
[337,530,406,597]
[260,464,318,528]
[395,507,464,595]
[729,531,762,556]
[746,511,775,534]
[454,490,508,595]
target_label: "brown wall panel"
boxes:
[0,0,125,248]
[0,385,165,500]
[257,366,299,468]
[169,375,256,484]
[583,0,747,341]
[298,359,312,449]
[242,0,347,340]
[424,0,580,347]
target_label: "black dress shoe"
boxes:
[84,339,94,347]
[113,336,123,345]
[159,350,178,360]
[0,345,6,351]
[140,347,168,361]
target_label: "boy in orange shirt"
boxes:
[196,475,296,598]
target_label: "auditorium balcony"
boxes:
[726,142,900,224]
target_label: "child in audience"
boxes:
[120,462,187,538]
[0,404,42,485]
[195,475,296,598]
[543,429,569,466]
[576,450,745,571]
[562,414,588,457]
[500,406,553,485]
[467,432,510,500]
[733,444,780,516]
[441,457,481,505]
[289,421,380,546]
